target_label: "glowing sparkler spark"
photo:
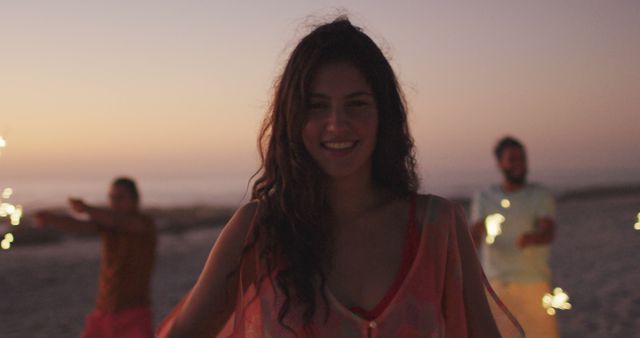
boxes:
[500,199,511,208]
[0,135,23,250]
[0,203,15,217]
[1,232,14,250]
[635,212,640,231]
[0,203,22,225]
[485,213,505,245]
[542,287,572,316]
[2,188,12,199]
[10,205,22,226]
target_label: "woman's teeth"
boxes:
[322,141,356,150]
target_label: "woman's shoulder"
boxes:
[220,200,260,245]
[415,193,457,210]
[233,200,260,225]
[414,193,468,228]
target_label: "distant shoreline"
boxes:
[4,181,639,249]
[449,181,640,205]
[9,181,640,210]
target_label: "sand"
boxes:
[1,189,639,337]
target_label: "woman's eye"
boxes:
[346,100,370,108]
[307,102,329,114]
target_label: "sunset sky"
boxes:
[1,1,638,203]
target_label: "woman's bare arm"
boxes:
[165,201,258,338]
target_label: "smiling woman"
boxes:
[157,17,524,338]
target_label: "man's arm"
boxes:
[518,188,556,248]
[69,198,149,233]
[34,211,100,235]
[85,207,149,233]
[517,217,555,248]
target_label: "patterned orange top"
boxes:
[95,216,156,313]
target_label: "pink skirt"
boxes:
[80,306,153,338]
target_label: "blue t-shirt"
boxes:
[470,183,556,282]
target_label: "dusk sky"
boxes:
[1,1,638,202]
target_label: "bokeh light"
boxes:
[0,135,23,250]
[1,232,14,250]
[484,213,505,245]
[542,287,572,316]
[500,199,511,209]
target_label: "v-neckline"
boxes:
[324,194,429,324]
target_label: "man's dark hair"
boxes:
[494,136,525,160]
[112,177,140,202]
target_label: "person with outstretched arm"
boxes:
[35,177,156,338]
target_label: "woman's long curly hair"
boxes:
[246,17,419,332]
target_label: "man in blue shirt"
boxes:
[471,136,558,338]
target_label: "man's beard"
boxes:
[503,169,527,185]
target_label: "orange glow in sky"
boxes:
[1,2,638,194]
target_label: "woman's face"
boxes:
[302,62,378,179]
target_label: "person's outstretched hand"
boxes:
[517,232,544,248]
[68,198,89,213]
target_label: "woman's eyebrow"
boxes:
[345,91,373,99]
[309,91,373,99]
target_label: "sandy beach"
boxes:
[1,186,639,337]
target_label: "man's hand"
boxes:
[517,217,555,248]
[68,198,89,214]
[516,233,534,248]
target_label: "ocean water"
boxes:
[2,167,637,210]
[0,176,251,208]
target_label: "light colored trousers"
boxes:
[490,280,559,338]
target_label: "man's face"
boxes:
[498,146,528,185]
[108,185,137,212]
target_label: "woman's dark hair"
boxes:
[112,177,140,202]
[246,17,418,332]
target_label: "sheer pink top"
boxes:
[158,194,524,337]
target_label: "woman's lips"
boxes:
[320,141,358,157]
[321,141,357,150]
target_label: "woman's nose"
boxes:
[326,105,348,132]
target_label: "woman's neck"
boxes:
[326,171,387,223]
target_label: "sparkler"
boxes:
[484,199,511,244]
[0,135,23,250]
[634,212,640,231]
[484,213,505,244]
[0,136,5,159]
[542,287,572,316]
